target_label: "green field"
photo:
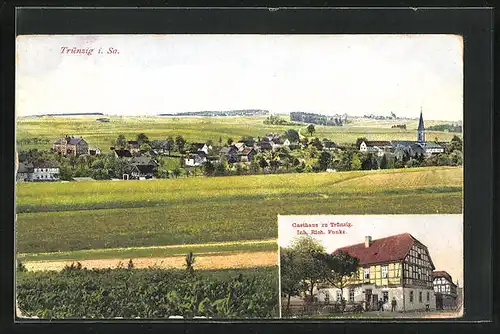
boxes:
[16,115,461,151]
[16,167,463,254]
[18,239,277,262]
[17,265,279,319]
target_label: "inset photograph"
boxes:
[278,215,463,319]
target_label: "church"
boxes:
[359,110,445,158]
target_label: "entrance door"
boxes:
[365,289,372,311]
[436,293,443,310]
[372,294,379,311]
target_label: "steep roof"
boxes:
[432,271,456,286]
[418,111,425,131]
[115,149,132,158]
[54,136,86,145]
[130,156,157,166]
[192,143,207,149]
[335,233,419,266]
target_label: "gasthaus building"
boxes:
[316,233,437,312]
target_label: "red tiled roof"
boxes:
[364,141,392,147]
[335,233,417,266]
[240,147,254,155]
[432,271,454,284]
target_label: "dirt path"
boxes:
[24,250,277,272]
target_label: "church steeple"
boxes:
[417,107,425,143]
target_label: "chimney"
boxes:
[364,236,372,248]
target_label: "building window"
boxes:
[409,291,414,303]
[427,292,430,302]
[349,289,354,302]
[382,265,388,278]
[383,291,389,302]
[364,268,370,280]
[336,290,342,301]
[419,291,422,302]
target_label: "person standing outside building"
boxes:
[391,297,397,312]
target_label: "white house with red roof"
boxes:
[316,233,437,312]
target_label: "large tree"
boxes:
[136,133,149,145]
[449,135,463,153]
[351,153,362,171]
[284,129,300,143]
[165,136,174,155]
[380,154,388,169]
[115,134,127,148]
[289,236,327,299]
[318,151,332,171]
[306,124,316,137]
[317,250,359,311]
[280,247,303,313]
[175,135,186,153]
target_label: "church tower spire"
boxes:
[417,107,425,143]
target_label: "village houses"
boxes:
[16,161,60,182]
[53,136,89,156]
[315,233,437,312]
[359,111,445,158]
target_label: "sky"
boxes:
[16,34,463,121]
[278,214,463,287]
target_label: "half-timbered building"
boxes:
[432,271,458,310]
[316,233,436,312]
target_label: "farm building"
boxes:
[17,161,60,182]
[126,141,140,153]
[53,136,89,156]
[315,233,437,312]
[432,271,458,310]
[359,111,444,158]
[185,152,207,167]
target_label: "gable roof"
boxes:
[33,160,60,168]
[335,233,420,266]
[115,149,132,158]
[363,141,392,147]
[234,142,246,149]
[392,140,417,147]
[54,136,86,145]
[432,271,456,286]
[127,141,140,147]
[17,162,34,173]
[135,165,155,174]
[422,142,443,149]
[240,147,255,155]
[130,156,157,166]
[192,143,207,149]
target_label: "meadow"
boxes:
[16,167,463,255]
[16,115,461,151]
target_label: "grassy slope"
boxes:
[16,116,461,150]
[16,167,463,254]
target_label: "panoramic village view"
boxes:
[15,34,463,319]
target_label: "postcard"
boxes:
[278,215,463,319]
[15,34,463,320]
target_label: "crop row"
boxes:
[16,266,279,319]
